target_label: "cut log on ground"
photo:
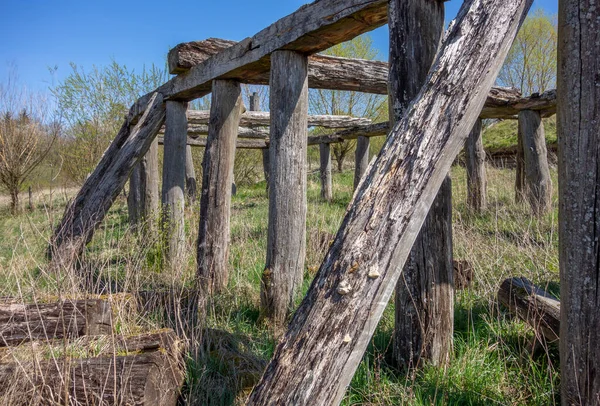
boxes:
[498,277,560,342]
[557,0,600,403]
[0,299,111,346]
[0,330,184,406]
[247,0,532,403]
[49,93,166,273]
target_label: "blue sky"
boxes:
[1,0,558,94]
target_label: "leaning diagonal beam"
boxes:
[49,93,166,270]
[246,0,533,404]
[160,0,388,101]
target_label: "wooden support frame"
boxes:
[354,136,370,190]
[465,119,487,212]
[319,143,333,202]
[261,50,309,326]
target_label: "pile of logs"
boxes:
[0,298,184,406]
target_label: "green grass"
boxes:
[0,164,560,405]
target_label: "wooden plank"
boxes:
[197,80,243,294]
[389,0,452,372]
[161,0,388,101]
[262,51,309,326]
[498,277,560,342]
[0,330,184,406]
[518,110,552,215]
[0,299,111,346]
[557,0,600,403]
[319,143,333,202]
[161,101,188,270]
[465,119,487,212]
[49,93,166,273]
[247,0,533,402]
[187,110,371,128]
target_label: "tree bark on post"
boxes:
[557,0,600,404]
[261,50,308,326]
[353,136,370,190]
[246,0,532,403]
[197,80,243,294]
[389,0,453,371]
[185,145,197,203]
[320,143,333,202]
[518,110,552,216]
[465,118,487,212]
[162,101,188,271]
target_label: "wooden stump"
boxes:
[389,0,453,371]
[498,277,560,342]
[247,0,532,402]
[465,118,487,212]
[197,80,243,294]
[261,50,308,326]
[353,135,370,190]
[319,143,333,202]
[162,101,188,271]
[185,145,197,203]
[518,110,552,215]
[0,299,112,346]
[557,1,600,403]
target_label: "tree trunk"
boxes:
[197,80,243,294]
[162,101,188,272]
[353,136,370,190]
[185,145,197,203]
[261,50,308,326]
[9,187,20,215]
[519,110,552,216]
[247,0,532,403]
[465,118,487,212]
[320,143,333,202]
[557,0,600,403]
[389,0,453,371]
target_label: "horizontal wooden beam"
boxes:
[480,89,556,118]
[158,136,268,149]
[186,110,372,128]
[159,0,389,101]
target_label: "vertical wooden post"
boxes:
[465,118,487,212]
[518,110,552,215]
[558,1,600,403]
[515,124,525,203]
[185,145,197,203]
[319,143,333,202]
[161,101,188,270]
[127,139,159,231]
[353,136,370,190]
[261,50,308,325]
[250,92,270,192]
[389,0,453,370]
[28,186,33,211]
[197,80,243,294]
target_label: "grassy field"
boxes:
[0,163,560,405]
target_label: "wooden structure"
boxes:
[47,0,600,403]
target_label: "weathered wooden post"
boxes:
[518,110,552,215]
[557,0,600,403]
[185,145,197,203]
[161,101,188,270]
[319,143,333,202]
[127,139,159,231]
[515,123,525,203]
[353,136,370,190]
[247,0,533,402]
[389,0,453,371]
[465,118,487,212]
[249,92,270,192]
[197,80,243,294]
[261,50,308,326]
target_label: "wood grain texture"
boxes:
[247,0,532,403]
[353,136,370,190]
[0,299,112,346]
[197,80,243,294]
[187,110,371,128]
[465,119,487,212]
[162,101,188,270]
[389,0,453,371]
[319,143,333,202]
[185,145,197,203]
[127,140,159,231]
[498,277,560,342]
[261,51,308,326]
[518,110,552,215]
[557,0,600,403]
